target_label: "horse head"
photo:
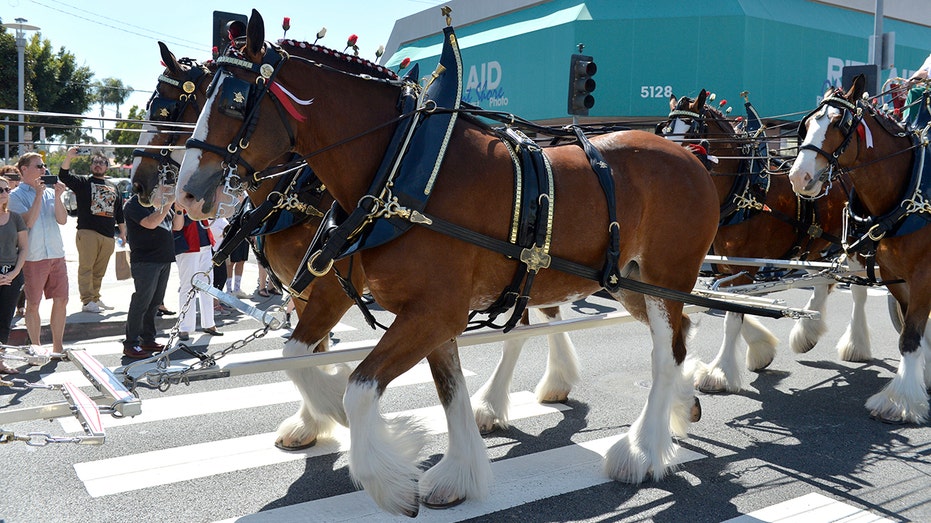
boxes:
[177,9,402,220]
[789,74,867,197]
[661,89,709,141]
[131,42,213,208]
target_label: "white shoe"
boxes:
[95,300,114,311]
[82,302,101,313]
[233,290,249,299]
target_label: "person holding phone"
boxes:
[58,148,126,313]
[11,153,68,357]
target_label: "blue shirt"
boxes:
[9,183,66,261]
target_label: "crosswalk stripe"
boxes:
[57,361,474,432]
[213,434,705,522]
[721,492,894,523]
[73,390,570,497]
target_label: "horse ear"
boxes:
[158,41,181,75]
[246,9,265,58]
[669,95,677,112]
[847,73,866,101]
[696,89,708,109]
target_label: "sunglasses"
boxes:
[34,163,47,169]
[0,187,11,193]
[92,160,108,166]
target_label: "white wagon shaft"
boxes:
[0,345,140,446]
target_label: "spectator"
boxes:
[227,238,249,298]
[174,212,222,340]
[59,149,126,313]
[122,192,184,358]
[10,153,68,356]
[907,52,931,84]
[208,216,231,317]
[0,165,25,318]
[255,262,271,298]
[0,175,28,374]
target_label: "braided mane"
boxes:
[277,39,398,81]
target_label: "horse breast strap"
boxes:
[290,26,464,293]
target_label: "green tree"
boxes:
[96,77,133,119]
[106,105,144,165]
[24,33,95,142]
[0,20,20,111]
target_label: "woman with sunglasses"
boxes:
[0,175,28,374]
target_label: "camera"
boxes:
[41,175,59,185]
[77,147,91,155]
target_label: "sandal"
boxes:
[0,362,19,374]
[257,288,270,298]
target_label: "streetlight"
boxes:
[2,17,40,157]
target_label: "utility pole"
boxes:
[1,18,40,156]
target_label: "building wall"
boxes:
[383,0,931,123]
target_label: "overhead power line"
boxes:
[28,0,210,54]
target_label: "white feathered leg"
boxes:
[275,338,351,450]
[790,280,832,353]
[865,345,929,424]
[534,308,581,403]
[694,311,744,393]
[422,364,492,508]
[742,315,779,371]
[471,339,522,434]
[605,297,693,482]
[836,279,872,361]
[345,380,426,517]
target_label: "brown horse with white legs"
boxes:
[176,10,717,516]
[790,74,931,423]
[662,91,869,393]
[131,43,581,447]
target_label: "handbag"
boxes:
[114,249,131,280]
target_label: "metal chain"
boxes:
[136,322,274,392]
[125,275,281,392]
[0,430,86,446]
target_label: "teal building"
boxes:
[382,0,931,124]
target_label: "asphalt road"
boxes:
[1,284,927,523]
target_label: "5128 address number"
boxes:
[641,85,673,98]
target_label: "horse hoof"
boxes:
[697,385,728,395]
[538,391,570,403]
[274,438,317,451]
[478,424,498,436]
[690,396,702,422]
[870,413,908,425]
[422,494,466,510]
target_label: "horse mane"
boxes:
[700,104,736,134]
[866,99,910,137]
[276,39,398,81]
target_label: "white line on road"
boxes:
[215,433,705,522]
[73,390,570,497]
[57,361,473,432]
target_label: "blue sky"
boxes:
[3,0,447,121]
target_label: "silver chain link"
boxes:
[125,275,279,393]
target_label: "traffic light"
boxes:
[213,11,248,57]
[567,54,597,116]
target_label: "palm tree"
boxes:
[94,77,133,140]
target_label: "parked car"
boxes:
[63,177,132,217]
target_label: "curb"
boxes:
[8,317,178,346]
